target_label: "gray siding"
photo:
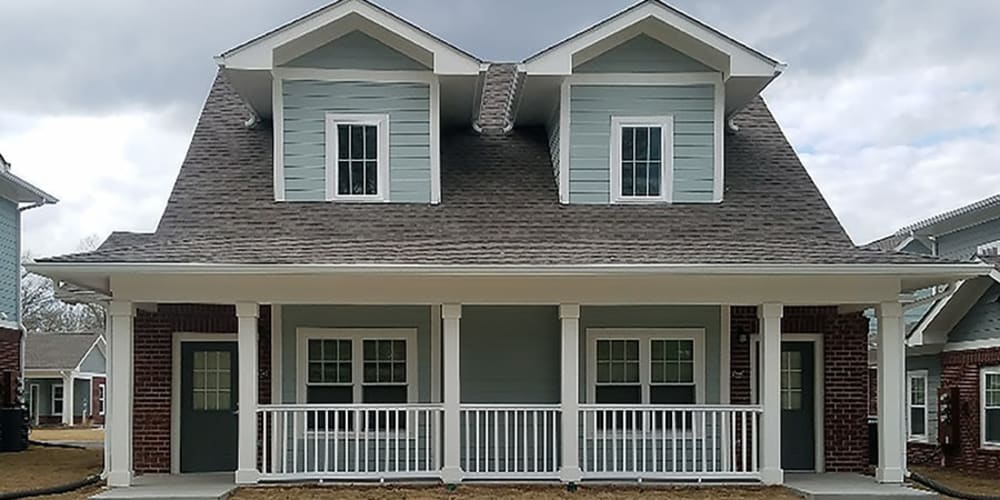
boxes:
[282,80,432,202]
[950,283,1000,343]
[27,378,61,416]
[568,85,716,203]
[460,306,560,404]
[281,305,432,403]
[900,239,932,255]
[575,35,713,73]
[936,217,1000,259]
[0,199,18,322]
[282,31,428,71]
[906,355,941,443]
[78,345,105,374]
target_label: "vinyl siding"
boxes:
[899,239,932,255]
[936,217,1000,259]
[78,346,105,374]
[282,80,432,202]
[546,104,560,191]
[575,35,713,73]
[568,84,716,204]
[949,283,1000,343]
[0,200,18,322]
[282,31,428,71]
[906,355,940,443]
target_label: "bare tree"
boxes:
[21,237,106,334]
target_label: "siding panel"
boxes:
[282,31,428,71]
[575,35,713,73]
[936,217,1000,259]
[0,200,18,322]
[949,283,1000,343]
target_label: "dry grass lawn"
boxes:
[234,484,801,500]
[911,466,1000,499]
[0,446,103,494]
[31,427,105,443]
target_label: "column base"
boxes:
[235,469,260,485]
[440,466,463,484]
[559,466,582,483]
[875,467,904,484]
[107,470,133,488]
[760,467,784,485]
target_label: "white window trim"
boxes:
[98,383,106,416]
[585,328,705,405]
[609,116,674,204]
[982,366,1000,449]
[295,328,418,405]
[51,383,64,416]
[324,113,390,202]
[907,370,929,443]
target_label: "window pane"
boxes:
[323,363,338,382]
[309,340,322,361]
[364,126,377,160]
[649,127,662,161]
[625,340,638,360]
[651,363,665,383]
[350,125,364,159]
[986,408,1000,443]
[339,340,352,361]
[677,341,693,361]
[611,363,625,383]
[338,363,352,383]
[338,161,351,195]
[307,386,352,404]
[648,161,661,196]
[650,385,695,404]
[351,162,364,195]
[624,362,638,383]
[651,340,665,361]
[621,162,634,196]
[379,341,393,360]
[392,363,406,382]
[393,340,406,361]
[611,340,624,359]
[338,125,350,159]
[365,161,377,195]
[597,340,611,361]
[322,340,338,361]
[597,362,610,383]
[595,385,641,404]
[910,408,925,435]
[364,340,376,360]
[677,362,693,383]
[635,127,649,161]
[622,127,634,162]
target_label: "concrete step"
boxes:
[785,473,938,500]
[90,473,235,500]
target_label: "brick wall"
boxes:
[132,304,271,474]
[91,376,106,425]
[868,367,877,417]
[937,346,1000,474]
[730,306,870,472]
[0,326,21,375]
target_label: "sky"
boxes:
[2,0,999,258]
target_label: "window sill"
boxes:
[907,437,930,445]
[979,444,1000,453]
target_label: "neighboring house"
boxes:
[28,0,991,490]
[23,333,106,427]
[866,194,1000,474]
[0,152,57,402]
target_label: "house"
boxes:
[0,152,57,405]
[866,194,1000,474]
[27,0,991,490]
[23,333,106,427]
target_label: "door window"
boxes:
[192,351,233,411]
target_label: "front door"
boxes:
[180,342,238,473]
[779,341,815,471]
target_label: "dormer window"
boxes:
[610,116,673,203]
[325,114,389,201]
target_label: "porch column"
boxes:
[559,304,582,483]
[107,301,134,487]
[441,304,462,483]
[876,301,905,483]
[235,302,259,484]
[61,372,74,426]
[759,303,783,485]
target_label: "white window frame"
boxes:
[585,328,705,405]
[976,240,1000,257]
[982,366,1000,449]
[98,383,106,416]
[324,113,390,202]
[907,370,929,443]
[51,383,64,416]
[609,116,674,204]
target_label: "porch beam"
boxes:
[441,303,462,483]
[759,303,783,485]
[876,301,905,483]
[107,301,134,487]
[559,304,582,483]
[235,302,260,484]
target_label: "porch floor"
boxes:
[91,473,236,500]
[785,473,936,500]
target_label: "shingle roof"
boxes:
[24,333,101,370]
[40,72,950,267]
[864,193,1000,250]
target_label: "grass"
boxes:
[233,484,801,499]
[911,466,1000,499]
[0,446,103,494]
[30,427,105,443]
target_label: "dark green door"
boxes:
[180,342,238,473]
[780,341,815,471]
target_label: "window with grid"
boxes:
[908,372,927,439]
[984,369,1000,446]
[611,116,672,203]
[650,339,695,404]
[306,339,353,405]
[595,339,640,404]
[51,384,64,415]
[192,351,232,411]
[781,351,804,410]
[362,339,407,403]
[326,114,388,201]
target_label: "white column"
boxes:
[876,301,906,483]
[441,303,462,483]
[235,302,260,484]
[759,303,784,485]
[559,304,582,483]
[62,372,74,426]
[107,301,134,487]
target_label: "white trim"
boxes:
[584,328,706,405]
[712,80,725,202]
[566,72,722,86]
[429,76,441,204]
[28,384,39,426]
[271,305,282,404]
[720,305,731,404]
[98,383,106,416]
[294,328,418,404]
[272,76,285,201]
[609,116,674,204]
[51,382,64,417]
[749,332,825,473]
[430,305,441,403]
[272,67,435,83]
[324,113,390,202]
[559,78,571,204]
[943,338,1000,352]
[982,366,1000,450]
[170,332,239,475]
[906,370,929,443]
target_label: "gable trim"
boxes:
[73,335,107,373]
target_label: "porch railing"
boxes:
[258,404,443,480]
[578,405,762,480]
[459,404,561,478]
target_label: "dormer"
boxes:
[215,0,482,203]
[515,0,784,204]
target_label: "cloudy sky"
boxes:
[2,0,999,258]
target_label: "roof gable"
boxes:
[574,34,712,73]
[281,30,428,70]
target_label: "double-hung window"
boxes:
[51,384,64,415]
[610,116,673,203]
[907,370,928,442]
[983,367,1000,448]
[325,114,389,201]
